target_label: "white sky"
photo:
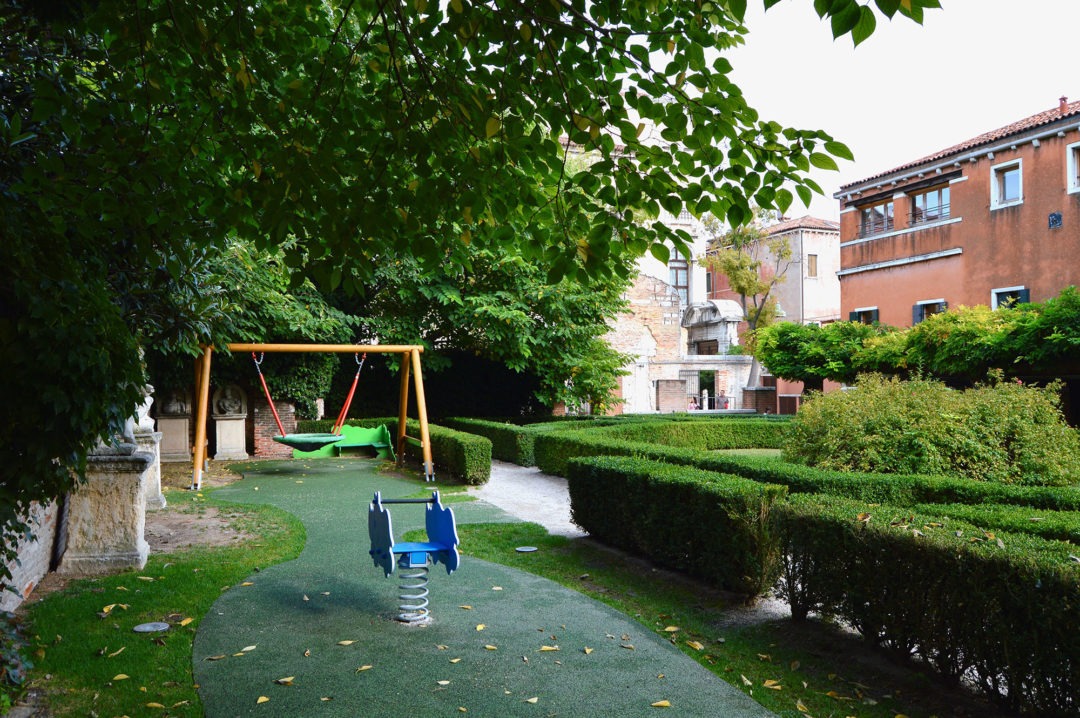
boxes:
[728,0,1080,220]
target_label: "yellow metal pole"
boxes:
[411,348,435,481]
[396,353,411,465]
[191,346,213,490]
[226,343,423,354]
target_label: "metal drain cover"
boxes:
[515,546,538,553]
[133,622,170,633]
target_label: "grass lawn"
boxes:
[13,464,1014,718]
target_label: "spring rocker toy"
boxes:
[367,491,459,623]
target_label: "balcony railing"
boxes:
[910,203,951,226]
[858,215,894,238]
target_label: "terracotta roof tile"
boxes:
[840,99,1080,191]
[766,215,839,234]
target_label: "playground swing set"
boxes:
[189,343,437,490]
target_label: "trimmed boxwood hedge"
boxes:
[775,493,1080,716]
[533,429,1080,510]
[567,455,787,596]
[298,417,491,485]
[912,502,1080,544]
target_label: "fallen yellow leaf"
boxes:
[740,675,752,686]
[583,647,594,655]
[458,708,467,713]
[450,658,462,664]
[686,640,704,651]
[146,702,165,708]
[475,624,486,631]
[459,605,473,610]
[539,646,559,652]
[337,640,355,646]
[256,696,269,704]
[437,680,451,686]
[138,576,155,581]
[492,586,503,591]
[113,674,130,681]
[663,626,679,632]
[274,677,294,685]
[796,699,809,712]
[242,645,257,652]
[206,655,226,661]
[651,699,671,707]
[524,697,539,704]
[108,647,125,658]
[179,618,193,627]
[437,644,449,650]
[621,643,635,650]
[484,645,497,651]
[763,679,782,690]
[356,665,373,672]
[241,582,254,586]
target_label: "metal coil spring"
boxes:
[396,563,430,623]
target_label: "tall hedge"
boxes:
[775,494,1080,716]
[567,456,787,596]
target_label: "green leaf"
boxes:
[650,243,670,265]
[874,0,901,17]
[824,140,854,162]
[830,2,861,38]
[852,6,878,46]
[809,153,839,171]
[727,0,747,22]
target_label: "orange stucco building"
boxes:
[836,98,1080,326]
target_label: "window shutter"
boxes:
[870,309,880,323]
[912,305,922,325]
[848,311,858,322]
[1017,289,1030,304]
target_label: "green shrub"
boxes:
[441,418,544,465]
[774,494,1080,716]
[533,425,1080,510]
[299,417,491,485]
[0,612,31,709]
[912,503,1080,544]
[567,456,787,596]
[785,374,1080,486]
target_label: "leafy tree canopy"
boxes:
[0,0,938,580]
[756,287,1080,388]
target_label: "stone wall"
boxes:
[1,501,59,612]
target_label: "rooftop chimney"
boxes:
[1060,96,1069,112]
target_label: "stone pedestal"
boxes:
[135,429,167,509]
[57,448,152,576]
[158,416,191,462]
[212,384,249,460]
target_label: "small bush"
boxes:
[1,612,31,708]
[785,374,1080,486]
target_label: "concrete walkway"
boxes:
[467,460,586,538]
[193,459,776,717]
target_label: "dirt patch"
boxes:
[149,460,251,551]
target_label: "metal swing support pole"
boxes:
[190,344,435,486]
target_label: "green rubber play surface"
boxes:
[193,460,775,717]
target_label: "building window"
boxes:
[991,159,1022,209]
[859,200,894,237]
[991,286,1030,309]
[849,306,879,324]
[806,253,818,278]
[910,185,950,225]
[1068,141,1080,194]
[912,299,948,324]
[668,258,689,304]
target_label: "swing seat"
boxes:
[272,432,345,452]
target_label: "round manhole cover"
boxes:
[133,622,170,633]
[515,546,538,553]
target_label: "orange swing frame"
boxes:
[191,344,434,490]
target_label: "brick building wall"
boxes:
[252,396,297,459]
[1,500,59,612]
